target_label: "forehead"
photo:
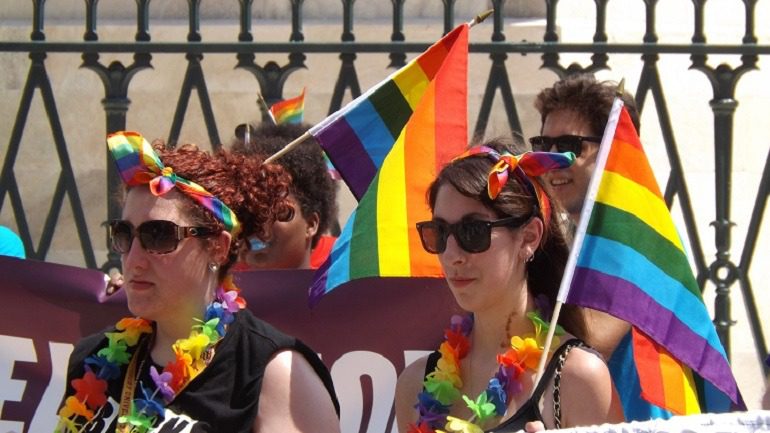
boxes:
[542,108,595,137]
[122,188,196,225]
[432,183,496,221]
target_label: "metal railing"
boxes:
[0,0,767,374]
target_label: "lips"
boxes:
[128,279,154,290]
[449,276,475,288]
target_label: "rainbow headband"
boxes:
[107,131,241,236]
[454,145,575,226]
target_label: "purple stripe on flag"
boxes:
[314,118,377,201]
[309,257,332,307]
[569,267,742,404]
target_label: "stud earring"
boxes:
[208,262,219,272]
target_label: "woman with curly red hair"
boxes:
[56,132,340,433]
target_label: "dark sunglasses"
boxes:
[415,215,532,254]
[528,135,602,157]
[109,220,217,255]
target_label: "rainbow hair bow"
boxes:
[107,131,241,236]
[455,145,575,226]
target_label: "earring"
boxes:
[208,262,219,272]
[525,251,535,263]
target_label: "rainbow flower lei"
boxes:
[55,275,246,433]
[408,311,564,433]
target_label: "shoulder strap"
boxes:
[529,338,583,402]
[422,350,442,384]
[552,339,586,429]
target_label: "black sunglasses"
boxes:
[415,215,532,254]
[109,220,217,255]
[528,135,602,157]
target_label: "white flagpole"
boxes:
[531,81,627,390]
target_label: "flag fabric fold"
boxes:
[562,99,744,414]
[308,24,469,304]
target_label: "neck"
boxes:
[151,314,199,365]
[471,286,535,354]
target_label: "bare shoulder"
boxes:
[394,355,430,433]
[557,344,624,427]
[254,350,340,433]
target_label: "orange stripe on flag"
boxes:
[605,138,664,199]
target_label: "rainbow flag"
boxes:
[308,24,469,303]
[269,88,305,124]
[560,99,744,414]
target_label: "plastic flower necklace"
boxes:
[408,311,564,433]
[55,275,246,433]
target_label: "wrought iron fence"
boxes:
[0,0,768,376]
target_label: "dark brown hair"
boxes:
[426,138,586,339]
[232,123,338,247]
[153,141,292,278]
[534,74,640,137]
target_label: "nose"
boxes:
[122,235,148,272]
[440,233,467,265]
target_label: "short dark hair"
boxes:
[232,123,338,248]
[534,74,640,137]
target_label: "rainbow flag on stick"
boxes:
[308,24,469,303]
[559,97,744,414]
[269,88,305,124]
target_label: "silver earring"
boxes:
[208,262,219,272]
[526,253,535,263]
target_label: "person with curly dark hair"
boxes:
[232,122,338,269]
[57,132,340,433]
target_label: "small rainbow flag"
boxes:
[308,24,469,303]
[269,88,305,124]
[561,99,743,414]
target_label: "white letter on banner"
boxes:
[331,351,397,433]
[0,335,37,433]
[29,342,73,433]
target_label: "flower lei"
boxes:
[55,275,246,433]
[408,311,564,433]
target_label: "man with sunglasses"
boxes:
[532,75,670,423]
[531,74,640,224]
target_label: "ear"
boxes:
[519,217,544,261]
[306,212,320,239]
[210,230,232,265]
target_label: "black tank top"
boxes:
[62,310,339,433]
[422,339,584,433]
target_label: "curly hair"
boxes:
[232,123,338,248]
[426,138,586,340]
[153,141,293,277]
[534,74,640,137]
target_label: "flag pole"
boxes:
[263,10,491,166]
[531,79,627,392]
[257,92,277,125]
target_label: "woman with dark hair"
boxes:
[232,122,338,270]
[57,131,340,433]
[394,139,622,433]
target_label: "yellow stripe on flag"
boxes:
[596,171,684,252]
[392,62,430,111]
[377,134,411,276]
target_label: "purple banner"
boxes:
[0,255,459,433]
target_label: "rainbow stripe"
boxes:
[565,103,743,414]
[309,24,469,303]
[269,88,305,124]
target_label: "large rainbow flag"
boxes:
[560,98,744,414]
[308,24,469,303]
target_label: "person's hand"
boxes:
[105,268,124,295]
[524,421,545,432]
